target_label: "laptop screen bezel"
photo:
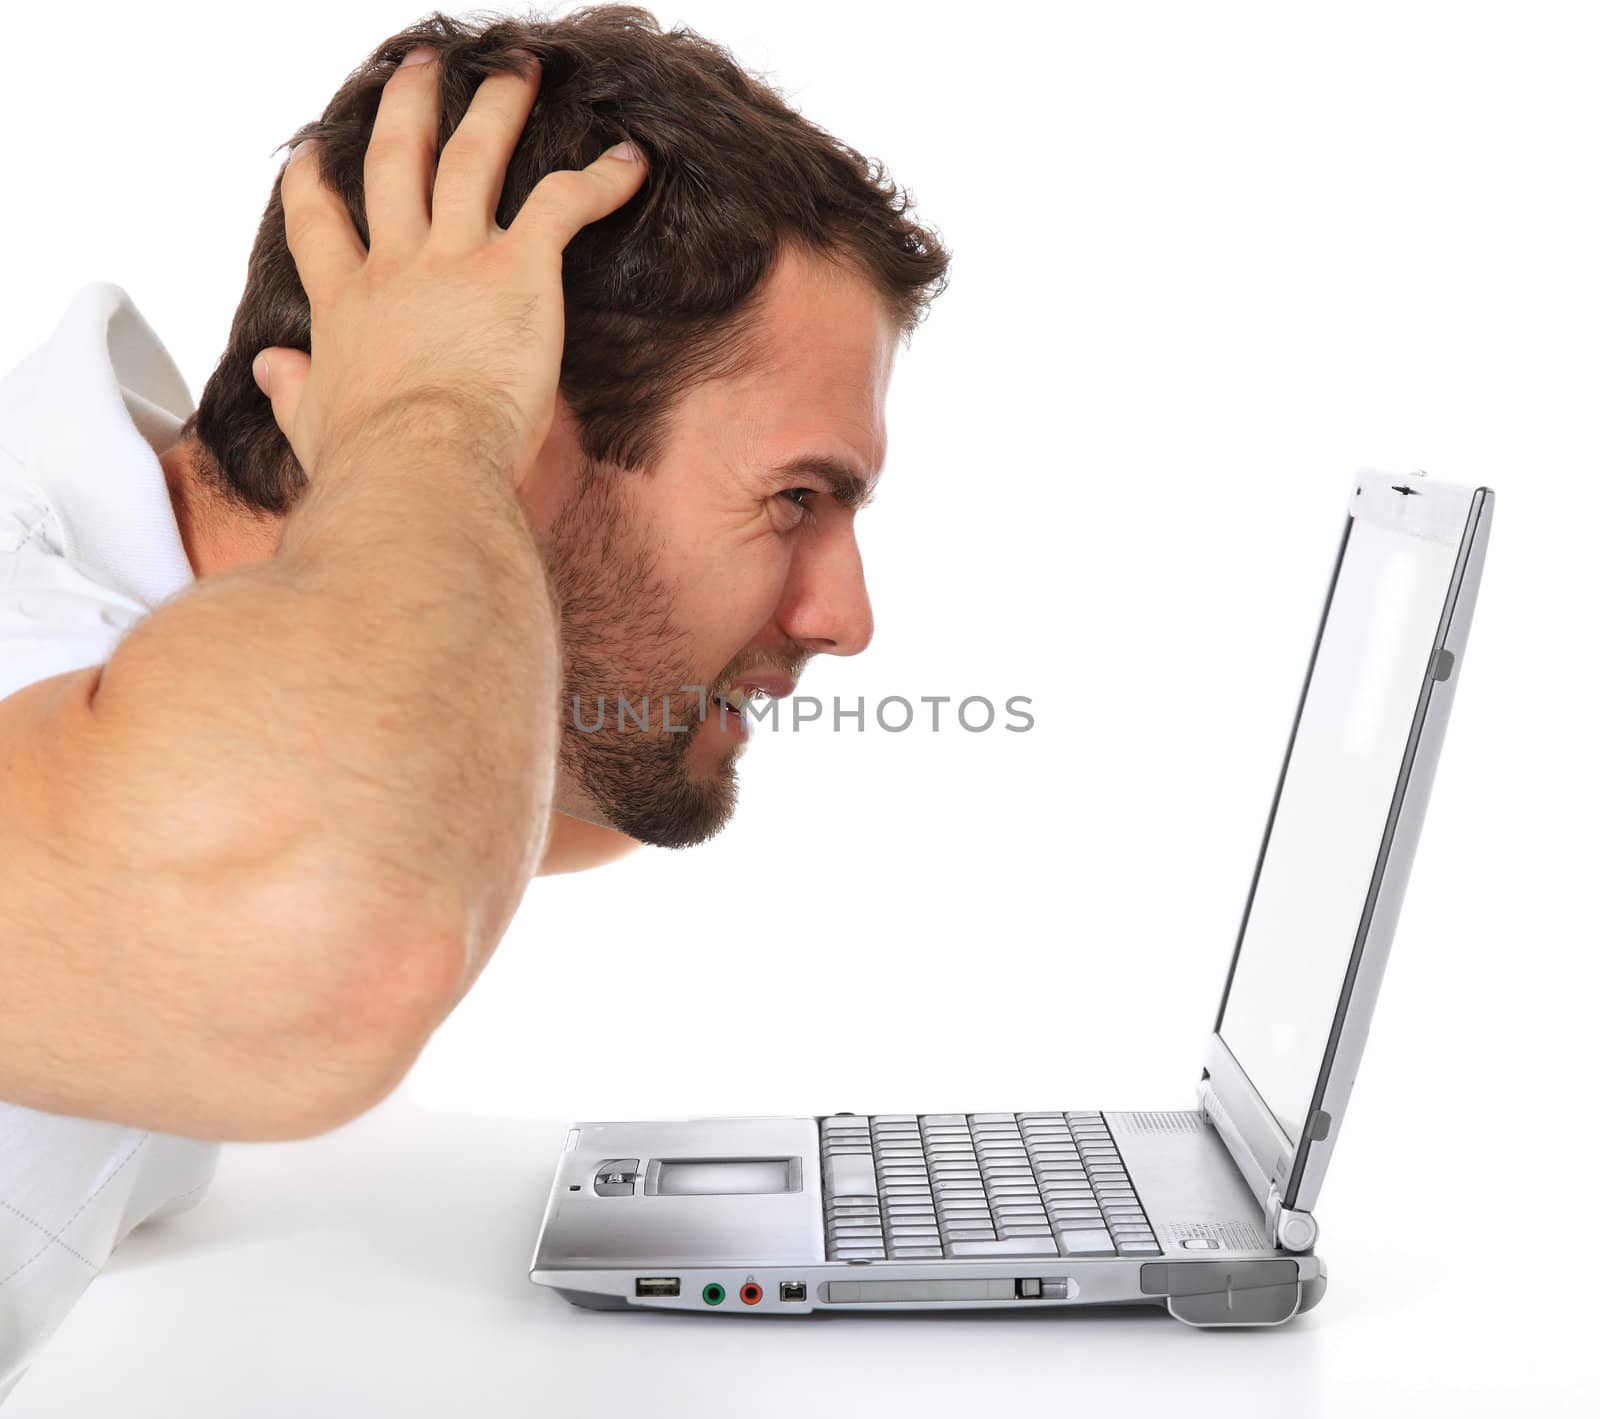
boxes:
[1205,473,1491,1214]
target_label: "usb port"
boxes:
[635,1277,680,1298]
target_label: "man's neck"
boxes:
[158,435,283,577]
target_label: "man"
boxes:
[0,4,948,1390]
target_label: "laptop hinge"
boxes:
[1196,1079,1319,1253]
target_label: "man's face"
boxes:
[521,244,896,848]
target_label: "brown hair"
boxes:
[185,4,951,516]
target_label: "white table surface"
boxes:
[6,1087,1587,1418]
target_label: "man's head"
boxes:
[183,4,949,848]
[531,242,895,846]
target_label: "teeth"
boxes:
[715,686,774,715]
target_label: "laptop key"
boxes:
[948,1237,1060,1256]
[1058,1228,1117,1255]
[824,1155,879,1197]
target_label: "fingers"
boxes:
[505,141,648,258]
[278,47,645,320]
[429,56,544,254]
[279,139,366,314]
[363,46,445,261]
[250,346,312,453]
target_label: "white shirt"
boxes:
[0,282,220,1397]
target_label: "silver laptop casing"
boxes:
[529,471,1493,1326]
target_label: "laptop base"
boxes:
[538,1256,1327,1327]
[529,1111,1327,1327]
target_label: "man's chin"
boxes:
[624,772,740,850]
[559,751,740,851]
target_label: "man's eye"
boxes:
[777,487,818,524]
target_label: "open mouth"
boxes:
[711,686,767,719]
[705,673,797,734]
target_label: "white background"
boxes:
[4,1,1596,1413]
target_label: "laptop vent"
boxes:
[1171,1221,1271,1250]
[1122,1111,1203,1134]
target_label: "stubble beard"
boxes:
[542,468,741,850]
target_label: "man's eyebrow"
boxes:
[770,454,879,510]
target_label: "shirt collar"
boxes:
[19,281,197,609]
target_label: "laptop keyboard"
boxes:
[819,1112,1161,1260]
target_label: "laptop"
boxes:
[529,469,1494,1327]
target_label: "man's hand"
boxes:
[252,45,646,494]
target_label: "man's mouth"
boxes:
[710,673,798,721]
[712,687,759,717]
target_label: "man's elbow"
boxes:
[222,914,465,1142]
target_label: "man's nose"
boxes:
[780,528,874,657]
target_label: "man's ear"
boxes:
[518,394,587,539]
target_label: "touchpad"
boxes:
[645,1157,802,1196]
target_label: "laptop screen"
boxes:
[1217,499,1464,1143]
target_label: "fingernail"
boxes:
[400,45,437,67]
[253,355,270,394]
[602,141,640,162]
